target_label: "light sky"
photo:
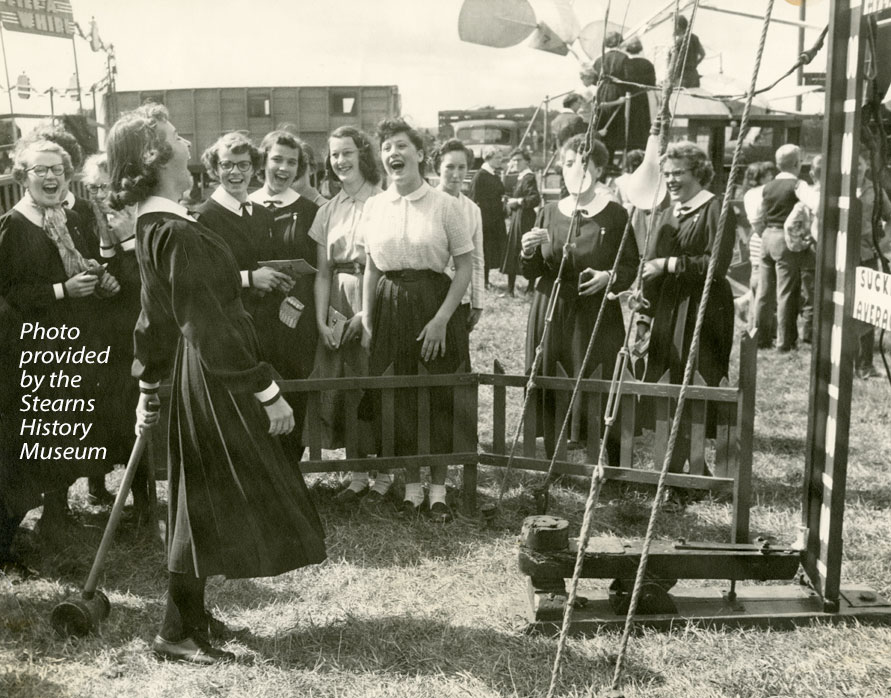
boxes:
[0,0,829,131]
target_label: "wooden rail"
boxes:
[149,332,757,536]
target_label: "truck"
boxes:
[438,106,548,170]
[110,85,401,174]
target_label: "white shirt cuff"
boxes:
[53,283,65,300]
[254,383,279,403]
[240,270,251,288]
[139,380,161,391]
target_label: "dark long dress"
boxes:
[623,56,657,151]
[132,208,325,578]
[591,48,629,156]
[501,172,540,277]
[469,168,506,276]
[521,200,638,460]
[639,196,736,469]
[252,196,320,456]
[194,197,274,319]
[93,217,143,465]
[0,209,110,515]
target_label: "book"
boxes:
[327,306,348,346]
[257,259,317,279]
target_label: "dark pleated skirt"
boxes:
[166,318,326,579]
[501,208,536,276]
[640,276,734,439]
[525,285,625,461]
[366,270,470,456]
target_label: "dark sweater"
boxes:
[762,177,799,229]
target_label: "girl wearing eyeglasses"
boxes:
[0,139,121,561]
[196,133,294,313]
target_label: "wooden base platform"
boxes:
[525,583,891,634]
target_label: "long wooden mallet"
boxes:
[51,407,158,637]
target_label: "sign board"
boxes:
[803,72,826,87]
[853,265,891,330]
[863,0,891,20]
[0,0,76,39]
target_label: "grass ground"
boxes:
[2,271,891,697]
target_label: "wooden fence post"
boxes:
[733,328,757,544]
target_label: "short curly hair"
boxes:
[22,120,84,171]
[434,138,473,172]
[661,141,714,187]
[561,134,610,170]
[258,129,307,181]
[201,131,262,180]
[376,117,425,175]
[107,103,174,209]
[324,126,381,186]
[12,139,74,184]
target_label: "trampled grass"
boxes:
[2,271,891,697]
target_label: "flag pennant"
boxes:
[528,22,569,56]
[89,16,105,52]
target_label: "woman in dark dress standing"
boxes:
[621,37,657,152]
[359,118,473,520]
[108,105,325,664]
[500,148,540,296]
[520,135,638,463]
[249,130,320,460]
[638,141,736,472]
[0,140,120,558]
[469,145,506,287]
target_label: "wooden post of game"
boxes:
[802,0,864,613]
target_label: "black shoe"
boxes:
[86,488,116,507]
[400,499,423,518]
[427,501,453,523]
[152,635,234,665]
[204,611,238,642]
[361,489,389,510]
[0,557,39,580]
[334,485,368,505]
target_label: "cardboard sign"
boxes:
[853,265,891,330]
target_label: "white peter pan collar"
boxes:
[211,186,252,216]
[249,186,299,208]
[137,195,197,222]
[673,189,714,218]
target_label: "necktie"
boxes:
[240,202,251,219]
[264,199,282,210]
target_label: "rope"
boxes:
[537,0,698,514]
[542,5,700,697]
[496,0,613,507]
[609,0,775,692]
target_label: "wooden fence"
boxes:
[151,332,757,540]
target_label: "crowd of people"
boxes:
[0,54,888,661]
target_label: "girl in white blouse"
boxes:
[359,118,473,522]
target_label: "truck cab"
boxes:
[451,118,519,170]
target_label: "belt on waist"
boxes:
[333,262,365,274]
[383,269,443,281]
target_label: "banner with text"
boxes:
[0,0,76,39]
